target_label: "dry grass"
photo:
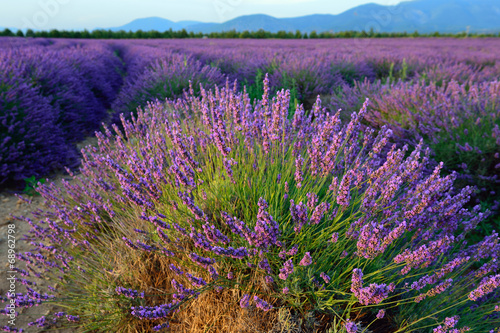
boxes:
[170,289,278,333]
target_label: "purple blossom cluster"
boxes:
[351,268,392,306]
[115,286,145,299]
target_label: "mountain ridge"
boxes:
[89,0,500,34]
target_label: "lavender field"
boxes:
[1,37,500,332]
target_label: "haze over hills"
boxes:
[108,17,199,32]
[108,0,500,34]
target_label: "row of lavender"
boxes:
[162,38,500,95]
[0,38,123,185]
[109,38,500,119]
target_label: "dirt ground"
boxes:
[0,138,97,332]
[0,180,75,332]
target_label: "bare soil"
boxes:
[0,137,97,332]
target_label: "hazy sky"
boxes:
[1,0,405,30]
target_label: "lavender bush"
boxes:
[111,49,226,123]
[5,76,500,332]
[0,60,77,184]
[331,79,500,205]
[0,40,123,185]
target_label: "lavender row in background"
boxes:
[0,39,123,185]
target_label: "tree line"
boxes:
[1,27,499,39]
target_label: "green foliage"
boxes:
[22,176,46,196]
[382,59,410,85]
[244,68,299,119]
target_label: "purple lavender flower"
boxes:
[169,264,184,276]
[188,253,216,268]
[122,237,138,250]
[132,302,176,320]
[240,294,250,308]
[115,286,145,299]
[331,232,339,243]
[28,316,46,328]
[287,245,299,256]
[279,259,294,280]
[66,315,80,322]
[299,252,313,266]
[345,320,357,333]
[290,200,308,234]
[253,296,273,311]
[178,191,206,221]
[208,265,219,281]
[320,272,331,284]
[433,316,461,333]
[310,202,330,225]
[469,274,500,301]
[376,309,385,319]
[186,273,207,288]
[337,170,354,207]
[306,192,318,211]
[153,322,169,331]
[294,156,304,188]
[253,198,280,250]
[258,258,272,274]
[351,268,390,305]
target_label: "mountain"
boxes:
[109,17,201,32]
[107,0,500,34]
[187,14,293,34]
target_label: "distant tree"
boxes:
[239,30,250,38]
[60,30,72,38]
[162,29,173,38]
[276,30,287,39]
[178,29,189,38]
[4,26,498,40]
[81,29,90,38]
[2,28,14,37]
[133,30,144,38]
[225,29,238,38]
[254,29,266,39]
[49,29,61,38]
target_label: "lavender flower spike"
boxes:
[299,252,313,266]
